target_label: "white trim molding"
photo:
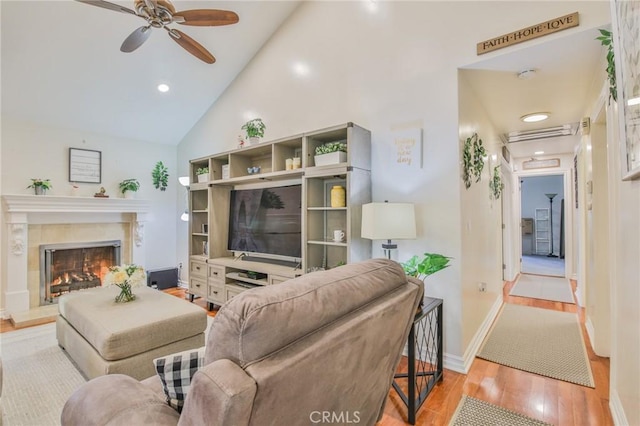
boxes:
[462,295,504,373]
[609,390,629,426]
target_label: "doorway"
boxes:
[520,175,565,277]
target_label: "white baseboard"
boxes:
[0,308,7,320]
[461,295,504,373]
[609,389,629,426]
[443,352,466,373]
[571,272,578,281]
[178,280,188,289]
[585,317,595,350]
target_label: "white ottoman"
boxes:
[57,285,206,381]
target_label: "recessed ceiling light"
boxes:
[628,97,640,106]
[534,151,545,155]
[157,83,170,93]
[521,112,550,123]
[292,61,310,77]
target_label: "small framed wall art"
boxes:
[69,148,102,183]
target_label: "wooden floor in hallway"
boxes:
[378,278,612,426]
[0,281,613,425]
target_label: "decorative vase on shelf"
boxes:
[197,174,208,183]
[124,191,135,199]
[330,185,346,207]
[34,186,45,195]
[248,137,260,145]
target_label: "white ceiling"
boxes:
[462,27,606,159]
[1,0,300,145]
[2,1,606,157]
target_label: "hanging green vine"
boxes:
[596,29,617,102]
[152,161,169,191]
[462,133,486,189]
[489,165,504,199]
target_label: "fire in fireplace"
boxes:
[40,240,122,304]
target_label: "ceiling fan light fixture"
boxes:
[521,112,550,123]
[157,83,170,92]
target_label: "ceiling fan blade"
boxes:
[167,29,215,64]
[173,9,239,26]
[75,0,137,16]
[120,26,152,53]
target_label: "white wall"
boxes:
[521,175,564,256]
[0,117,179,271]
[604,98,640,426]
[458,71,503,360]
[176,1,610,366]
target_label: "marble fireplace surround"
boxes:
[1,195,150,318]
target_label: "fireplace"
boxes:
[40,240,122,305]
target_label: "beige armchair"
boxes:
[62,259,423,425]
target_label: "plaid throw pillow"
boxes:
[153,346,205,413]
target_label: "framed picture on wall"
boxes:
[69,148,102,183]
[611,0,640,180]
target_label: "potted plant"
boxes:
[401,252,451,281]
[196,167,209,183]
[119,178,140,199]
[241,118,266,145]
[27,178,52,195]
[314,141,347,167]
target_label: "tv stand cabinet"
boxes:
[203,257,303,307]
[187,122,371,305]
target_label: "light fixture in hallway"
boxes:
[521,112,550,123]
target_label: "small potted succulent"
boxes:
[314,141,347,167]
[27,178,53,195]
[119,178,140,199]
[241,118,266,145]
[196,167,209,183]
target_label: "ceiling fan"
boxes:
[76,0,239,64]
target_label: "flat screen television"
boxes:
[227,184,302,259]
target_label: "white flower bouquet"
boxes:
[104,264,146,303]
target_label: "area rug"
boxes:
[0,317,215,425]
[509,274,575,304]
[449,395,551,426]
[0,323,86,425]
[477,304,594,387]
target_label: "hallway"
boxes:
[380,278,612,425]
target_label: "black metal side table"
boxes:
[392,297,443,425]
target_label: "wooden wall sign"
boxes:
[477,12,579,55]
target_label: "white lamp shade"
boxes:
[361,202,416,240]
[178,176,190,187]
[180,211,189,222]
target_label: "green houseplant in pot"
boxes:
[314,141,347,167]
[401,252,451,308]
[241,118,266,145]
[119,178,140,199]
[27,178,52,195]
[196,167,209,183]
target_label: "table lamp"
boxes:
[361,201,417,259]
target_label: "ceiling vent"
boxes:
[506,123,578,143]
[580,117,591,136]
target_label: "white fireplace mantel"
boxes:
[1,195,151,318]
[2,194,150,214]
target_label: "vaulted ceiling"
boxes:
[1,0,300,145]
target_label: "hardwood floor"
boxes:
[0,281,612,425]
[379,278,612,426]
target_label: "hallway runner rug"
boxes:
[509,273,575,304]
[449,395,551,426]
[477,304,594,387]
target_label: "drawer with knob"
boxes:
[190,260,207,279]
